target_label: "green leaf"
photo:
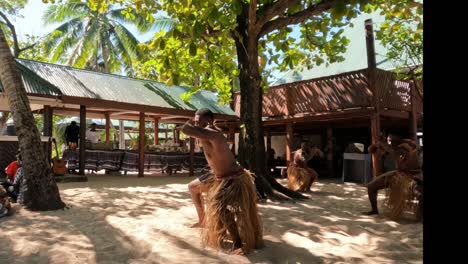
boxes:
[189,42,197,56]
[232,0,242,15]
[193,21,204,37]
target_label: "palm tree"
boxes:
[0,26,65,210]
[42,0,164,74]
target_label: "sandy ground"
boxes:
[0,175,422,264]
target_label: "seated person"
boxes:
[1,150,21,202]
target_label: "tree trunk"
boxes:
[0,28,65,210]
[234,12,306,201]
[101,34,110,73]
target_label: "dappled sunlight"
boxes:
[327,195,346,200]
[0,175,422,263]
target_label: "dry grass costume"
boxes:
[366,141,423,221]
[200,167,264,253]
[287,147,318,192]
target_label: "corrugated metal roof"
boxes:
[146,82,235,114]
[0,62,62,96]
[271,11,410,86]
[14,59,236,115]
[17,59,94,97]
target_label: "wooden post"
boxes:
[189,137,195,176]
[153,117,159,145]
[79,105,86,175]
[138,112,145,177]
[173,128,177,143]
[229,126,236,154]
[266,130,272,151]
[370,114,382,177]
[43,105,53,163]
[326,126,334,178]
[43,105,53,137]
[365,19,377,69]
[410,82,418,142]
[366,19,382,178]
[105,112,111,142]
[174,128,180,144]
[286,123,293,165]
[119,120,125,149]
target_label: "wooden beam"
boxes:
[105,112,111,142]
[286,123,293,165]
[79,105,86,175]
[61,95,237,121]
[138,112,145,177]
[380,109,410,119]
[53,107,166,121]
[110,111,141,116]
[153,117,159,145]
[52,108,106,119]
[263,108,372,126]
[189,137,195,176]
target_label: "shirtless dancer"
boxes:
[181,108,263,254]
[287,142,319,192]
[363,133,422,219]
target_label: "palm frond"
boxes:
[110,27,134,72]
[46,20,85,62]
[111,22,140,58]
[109,8,175,33]
[42,1,90,25]
[73,21,100,68]
[43,18,83,53]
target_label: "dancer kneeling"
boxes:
[182,108,263,255]
[287,143,318,192]
[363,133,423,221]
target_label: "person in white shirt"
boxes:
[85,123,100,143]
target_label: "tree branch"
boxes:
[203,26,222,38]
[257,0,297,29]
[0,11,20,57]
[259,0,338,38]
[249,0,258,27]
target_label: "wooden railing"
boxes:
[233,68,422,118]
